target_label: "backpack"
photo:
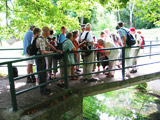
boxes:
[140,35,145,49]
[48,36,56,51]
[53,39,67,59]
[12,66,18,77]
[26,36,40,56]
[121,28,136,47]
[58,34,66,43]
[79,32,93,56]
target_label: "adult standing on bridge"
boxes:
[23,25,35,83]
[117,22,131,77]
[36,26,62,95]
[81,23,97,81]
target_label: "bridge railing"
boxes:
[0,43,160,112]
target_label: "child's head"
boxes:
[33,28,41,37]
[98,39,104,46]
[72,30,79,39]
[100,32,105,38]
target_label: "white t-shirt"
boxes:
[103,41,120,59]
[81,31,93,43]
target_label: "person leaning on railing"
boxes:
[95,39,105,72]
[58,32,76,87]
[117,22,131,77]
[35,26,62,95]
[80,23,98,82]
[101,38,120,77]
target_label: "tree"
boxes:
[135,0,160,26]
[0,0,130,39]
[129,0,135,28]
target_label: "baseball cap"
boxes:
[130,27,135,31]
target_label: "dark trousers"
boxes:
[101,56,109,69]
[35,57,46,91]
[97,52,105,67]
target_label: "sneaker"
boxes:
[130,69,137,73]
[76,69,81,72]
[26,77,32,83]
[31,76,36,83]
[126,73,131,77]
[133,69,137,73]
[130,69,135,73]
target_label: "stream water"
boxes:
[83,80,160,120]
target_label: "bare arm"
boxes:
[72,47,76,51]
[41,50,53,55]
[90,41,94,45]
[105,51,110,56]
[122,36,126,47]
[48,44,56,51]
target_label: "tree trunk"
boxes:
[80,16,84,25]
[129,0,132,28]
[6,0,8,27]
[129,0,135,28]
[118,9,121,21]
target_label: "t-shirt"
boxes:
[36,35,51,54]
[23,29,33,55]
[72,40,79,55]
[81,31,93,43]
[133,34,142,46]
[62,39,75,64]
[96,45,104,53]
[59,34,66,43]
[103,41,120,59]
[118,27,128,45]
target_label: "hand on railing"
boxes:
[56,50,63,54]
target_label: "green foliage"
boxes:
[83,96,106,119]
[0,0,97,39]
[115,7,155,29]
[83,87,158,119]
[135,0,160,26]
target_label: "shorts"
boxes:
[25,55,34,64]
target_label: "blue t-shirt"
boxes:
[118,27,128,44]
[23,29,33,55]
[59,34,66,43]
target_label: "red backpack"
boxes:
[48,36,56,51]
[79,32,93,56]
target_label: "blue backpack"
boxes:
[122,28,136,47]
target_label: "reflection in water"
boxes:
[83,86,160,120]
